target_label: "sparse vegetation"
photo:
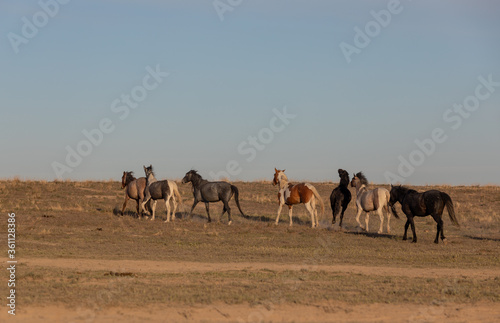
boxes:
[0,179,499,320]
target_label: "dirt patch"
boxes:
[4,302,500,323]
[23,258,500,279]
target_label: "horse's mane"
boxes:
[355,172,369,186]
[396,185,417,195]
[279,171,288,182]
[124,171,136,184]
[338,169,349,187]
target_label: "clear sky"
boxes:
[1,0,499,185]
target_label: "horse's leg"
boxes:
[189,200,199,218]
[305,202,315,228]
[365,212,370,232]
[386,206,392,234]
[403,219,410,240]
[141,197,150,220]
[339,204,348,228]
[164,197,171,223]
[121,195,130,216]
[220,205,227,222]
[275,204,283,225]
[170,195,177,221]
[151,200,157,221]
[376,208,384,234]
[355,205,364,230]
[288,206,293,227]
[433,214,445,244]
[223,199,232,225]
[409,216,417,243]
[205,203,211,223]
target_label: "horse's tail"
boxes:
[231,185,246,216]
[310,186,325,217]
[441,192,459,227]
[170,181,183,206]
[384,189,399,219]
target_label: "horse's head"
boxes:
[182,170,198,184]
[121,171,134,189]
[143,165,154,178]
[389,184,405,205]
[338,169,350,185]
[273,168,286,186]
[351,171,367,188]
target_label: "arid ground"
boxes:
[1,179,499,322]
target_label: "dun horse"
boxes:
[350,172,398,233]
[330,169,352,228]
[182,170,245,225]
[120,171,149,217]
[389,185,459,244]
[141,165,182,222]
[273,169,324,228]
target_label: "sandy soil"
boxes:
[3,258,499,322]
[23,257,500,279]
[4,302,500,322]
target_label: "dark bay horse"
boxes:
[182,170,245,225]
[273,169,324,228]
[330,169,352,228]
[389,185,459,244]
[121,171,148,216]
[351,172,398,234]
[141,165,182,222]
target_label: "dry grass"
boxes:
[0,180,499,310]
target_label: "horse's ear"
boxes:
[283,169,285,172]
[275,168,278,172]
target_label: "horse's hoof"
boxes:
[274,222,279,226]
[377,230,383,234]
[228,221,232,226]
[442,238,448,245]
[412,240,417,243]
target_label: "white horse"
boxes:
[272,168,324,228]
[141,165,182,222]
[350,172,398,233]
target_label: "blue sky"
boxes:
[1,0,499,185]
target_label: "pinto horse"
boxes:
[389,185,459,244]
[141,165,182,222]
[273,169,324,228]
[350,172,398,234]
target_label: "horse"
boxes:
[120,171,149,217]
[330,169,352,228]
[389,185,459,244]
[350,172,398,234]
[272,168,324,228]
[141,165,182,222]
[181,169,245,225]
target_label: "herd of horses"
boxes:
[120,166,460,244]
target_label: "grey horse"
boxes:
[181,170,245,225]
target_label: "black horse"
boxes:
[330,169,352,228]
[389,185,459,244]
[182,170,245,224]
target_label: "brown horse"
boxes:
[273,168,324,228]
[350,172,398,234]
[120,171,148,216]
